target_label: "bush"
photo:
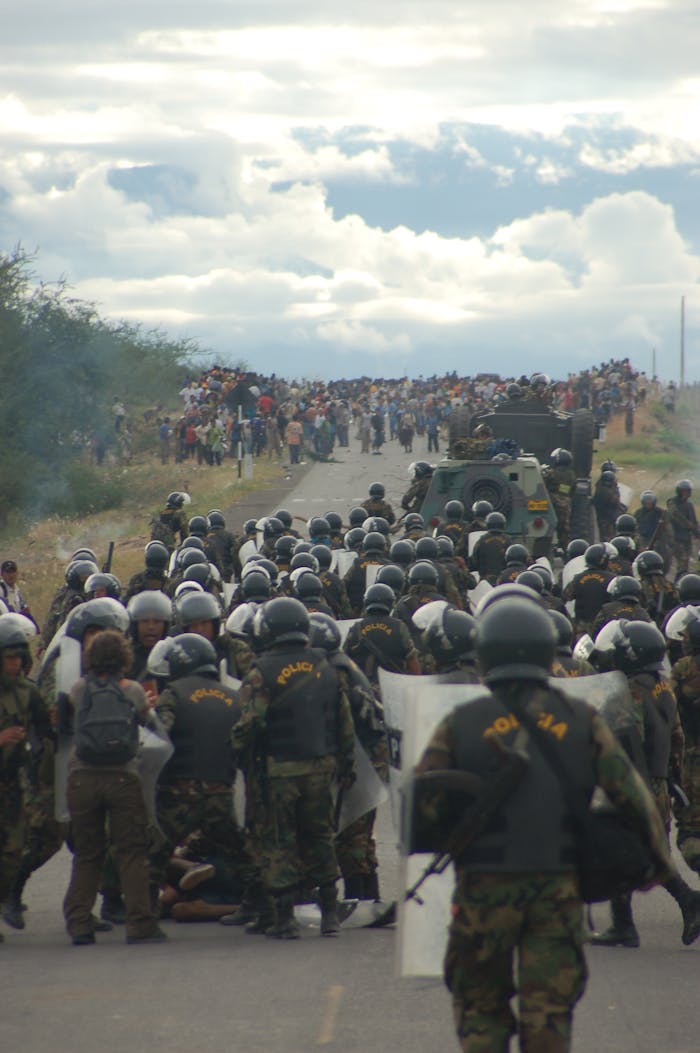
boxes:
[42,464,127,519]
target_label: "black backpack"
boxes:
[75,675,139,766]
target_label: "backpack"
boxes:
[75,675,139,766]
[150,511,176,549]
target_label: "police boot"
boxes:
[363,871,380,902]
[664,875,700,946]
[343,874,364,901]
[244,898,275,935]
[100,892,126,925]
[266,893,300,940]
[219,890,259,927]
[319,883,340,937]
[590,894,639,948]
[2,871,28,930]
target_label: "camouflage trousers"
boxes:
[550,495,572,550]
[444,871,586,1053]
[21,782,66,877]
[672,539,692,579]
[153,781,258,892]
[676,749,700,872]
[262,771,338,894]
[335,809,377,879]
[0,782,24,902]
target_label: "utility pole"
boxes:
[680,295,685,388]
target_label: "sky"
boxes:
[2,1,700,381]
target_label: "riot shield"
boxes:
[137,717,174,826]
[379,669,489,977]
[467,579,492,609]
[411,600,448,632]
[336,618,359,646]
[562,554,586,591]
[548,671,643,768]
[333,733,388,832]
[54,636,83,822]
[365,564,380,588]
[219,659,242,692]
[222,581,236,607]
[468,530,485,557]
[238,539,258,566]
[665,604,700,640]
[333,550,357,578]
[534,556,553,577]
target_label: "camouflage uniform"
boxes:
[205,528,239,580]
[591,598,652,637]
[634,505,672,571]
[670,654,700,871]
[123,571,168,604]
[591,477,621,542]
[401,477,431,513]
[544,466,576,548]
[150,506,188,552]
[41,586,83,650]
[319,569,352,619]
[639,575,679,627]
[414,683,669,1053]
[360,497,396,525]
[667,495,699,578]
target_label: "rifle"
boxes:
[102,541,115,574]
[405,735,529,905]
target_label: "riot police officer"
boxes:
[361,482,395,525]
[344,583,421,682]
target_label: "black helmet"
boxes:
[274,508,293,529]
[527,564,553,590]
[274,535,297,563]
[505,544,528,566]
[0,616,33,670]
[308,612,341,653]
[325,511,343,533]
[225,603,257,640]
[408,561,439,588]
[255,558,278,582]
[640,490,657,506]
[423,607,476,664]
[65,597,130,640]
[444,500,464,521]
[403,512,425,532]
[474,583,543,617]
[633,550,664,577]
[348,507,367,527]
[188,515,210,537]
[182,563,216,590]
[363,583,395,614]
[243,518,257,535]
[344,527,366,552]
[600,471,616,486]
[610,535,636,561]
[565,539,588,561]
[260,516,284,539]
[601,460,617,473]
[678,574,700,604]
[65,559,99,590]
[607,575,642,600]
[179,548,209,570]
[549,610,573,655]
[241,570,272,602]
[180,536,206,553]
[145,540,170,570]
[253,596,310,648]
[176,591,221,631]
[85,573,122,600]
[530,372,550,390]
[415,536,439,561]
[485,511,507,532]
[595,619,666,673]
[435,536,455,559]
[368,482,385,498]
[471,500,493,519]
[389,539,415,567]
[167,633,218,679]
[615,513,637,536]
[506,382,522,400]
[308,516,331,540]
[584,544,609,569]
[292,540,313,555]
[550,448,573,467]
[515,570,544,595]
[477,597,557,682]
[166,492,185,509]
[409,461,433,480]
[375,564,405,597]
[362,516,391,536]
[310,544,333,571]
[363,531,387,553]
[207,510,226,529]
[127,591,172,623]
[295,572,323,602]
[289,552,320,574]
[676,479,692,495]
[71,547,98,563]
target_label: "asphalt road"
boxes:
[5,433,700,1052]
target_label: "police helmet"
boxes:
[408,561,439,589]
[485,511,507,532]
[255,558,278,583]
[530,372,550,390]
[167,633,218,679]
[640,490,657,506]
[261,516,284,540]
[243,518,257,536]
[565,539,588,561]
[477,598,557,683]
[610,535,636,561]
[253,597,310,648]
[166,492,186,509]
[308,613,342,653]
[176,591,221,632]
[127,590,172,624]
[389,539,416,567]
[292,540,313,556]
[289,552,320,574]
[403,513,425,532]
[274,535,297,563]
[241,561,270,582]
[173,581,203,601]
[324,511,343,533]
[71,548,98,563]
[444,500,464,521]
[225,603,257,640]
[145,541,170,570]
[179,548,209,570]
[676,480,692,495]
[294,572,323,602]
[409,461,433,480]
[180,536,206,553]
[274,508,293,529]
[207,510,226,529]
[423,607,476,665]
[85,573,122,600]
[471,500,493,519]
[474,583,543,617]
[65,560,99,590]
[363,531,387,554]
[363,583,395,614]
[65,597,130,641]
[633,550,664,577]
[600,471,617,486]
[308,516,331,541]
[414,536,439,561]
[678,574,700,605]
[595,619,666,673]
[601,460,617,474]
[182,563,215,590]
[368,482,385,499]
[376,564,405,597]
[515,570,544,595]
[435,536,455,559]
[0,615,36,672]
[584,544,609,569]
[550,448,573,467]
[344,527,366,552]
[607,575,642,600]
[310,545,333,571]
[506,382,522,400]
[548,610,573,655]
[527,564,553,590]
[615,513,637,536]
[241,570,272,602]
[349,507,368,527]
[188,515,210,537]
[505,544,529,566]
[362,516,391,537]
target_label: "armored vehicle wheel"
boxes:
[461,474,514,518]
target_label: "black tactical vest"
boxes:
[632,672,678,778]
[352,615,409,674]
[160,675,240,784]
[451,685,596,872]
[255,647,339,762]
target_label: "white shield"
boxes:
[468,530,486,557]
[137,717,174,826]
[562,554,586,591]
[334,551,357,578]
[336,618,360,646]
[365,564,381,588]
[534,556,553,577]
[467,579,492,607]
[238,539,258,565]
[618,483,632,510]
[334,734,389,832]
